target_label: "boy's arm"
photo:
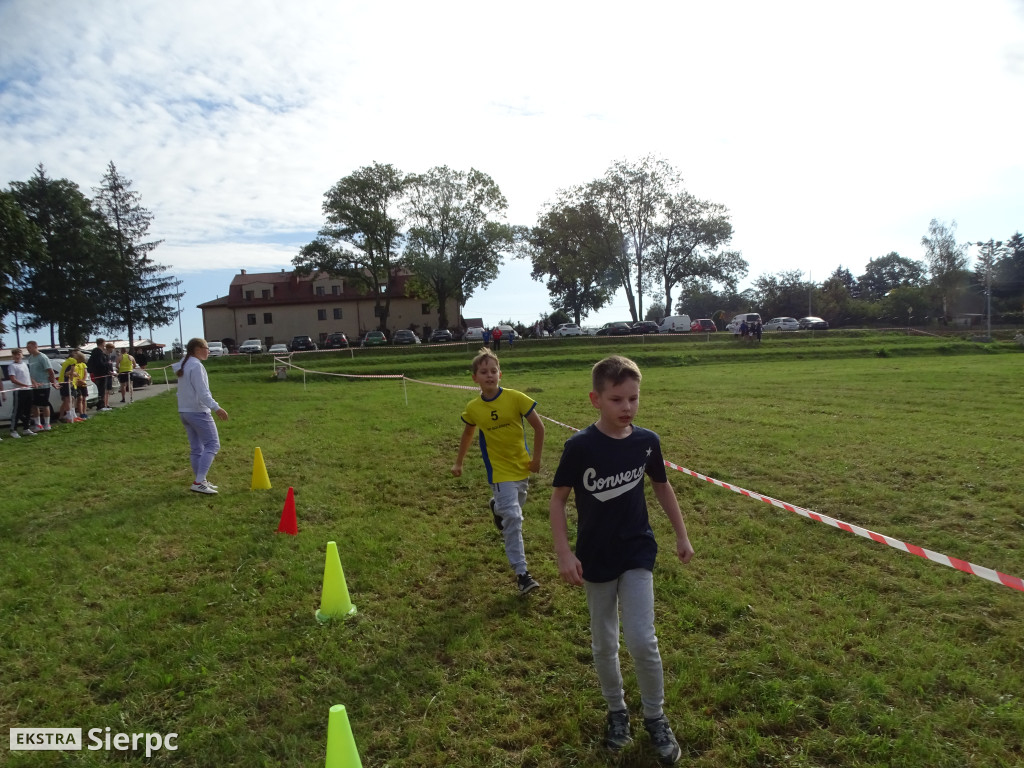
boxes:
[451,423,476,477]
[525,409,544,473]
[549,485,584,586]
[652,480,695,564]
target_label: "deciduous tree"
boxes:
[294,162,407,332]
[921,219,968,321]
[403,166,513,330]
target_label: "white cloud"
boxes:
[1,0,1022,340]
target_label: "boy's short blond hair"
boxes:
[471,346,500,374]
[592,355,642,392]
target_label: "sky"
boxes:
[1,0,1022,346]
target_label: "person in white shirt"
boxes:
[173,338,228,495]
[7,348,35,437]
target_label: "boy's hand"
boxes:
[528,457,541,473]
[451,463,463,477]
[556,552,585,586]
[676,535,695,564]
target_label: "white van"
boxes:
[658,315,691,333]
[464,326,485,341]
[726,313,763,334]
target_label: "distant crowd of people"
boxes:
[3,338,145,440]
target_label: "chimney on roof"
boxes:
[240,269,246,275]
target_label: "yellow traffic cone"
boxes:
[251,447,272,490]
[316,541,357,622]
[325,704,362,768]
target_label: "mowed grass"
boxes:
[2,336,1023,767]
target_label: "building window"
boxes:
[316,286,325,296]
[247,313,256,325]
[263,312,273,324]
[333,308,342,320]
[245,290,254,300]
[262,289,270,299]
[317,309,327,321]
[422,303,431,315]
[331,284,340,295]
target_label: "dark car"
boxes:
[322,332,349,349]
[596,322,633,336]
[799,316,829,330]
[392,329,420,345]
[289,335,318,351]
[129,367,152,388]
[690,318,717,332]
[429,329,453,343]
[632,320,660,334]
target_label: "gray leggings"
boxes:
[584,568,665,720]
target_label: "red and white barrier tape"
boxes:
[664,461,1024,593]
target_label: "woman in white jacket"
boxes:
[174,338,229,494]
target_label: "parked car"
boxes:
[690,318,717,332]
[206,341,227,356]
[268,343,289,355]
[764,317,800,332]
[238,339,264,354]
[799,316,829,330]
[583,326,600,336]
[129,366,152,388]
[362,330,387,347]
[658,315,692,333]
[464,326,485,341]
[554,322,584,337]
[290,335,318,351]
[322,332,350,349]
[393,329,421,345]
[596,322,633,336]
[632,320,660,334]
[429,329,453,343]
[726,313,763,334]
[495,324,516,341]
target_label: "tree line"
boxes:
[1,163,181,349]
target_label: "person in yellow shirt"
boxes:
[118,349,137,403]
[451,347,545,595]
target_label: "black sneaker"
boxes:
[489,497,503,532]
[604,709,632,751]
[643,715,681,765]
[516,571,539,595]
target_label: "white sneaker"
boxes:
[9,431,21,439]
[99,407,112,412]
[190,481,218,495]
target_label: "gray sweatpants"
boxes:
[584,568,665,720]
[491,479,530,575]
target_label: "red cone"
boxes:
[277,487,298,535]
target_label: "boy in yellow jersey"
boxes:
[452,347,545,595]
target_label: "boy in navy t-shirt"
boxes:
[550,355,694,765]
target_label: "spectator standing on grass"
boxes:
[87,338,112,412]
[25,340,56,432]
[173,338,228,495]
[118,348,136,403]
[73,352,89,421]
[451,347,545,596]
[491,325,503,351]
[6,348,34,437]
[105,343,117,407]
[549,355,694,765]
[57,351,79,423]
[754,320,763,342]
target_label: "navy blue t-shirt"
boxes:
[552,423,668,583]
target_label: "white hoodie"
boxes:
[174,356,220,413]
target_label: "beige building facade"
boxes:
[198,269,461,348]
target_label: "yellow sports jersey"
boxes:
[73,361,88,388]
[461,387,537,483]
[59,357,76,384]
[118,354,134,373]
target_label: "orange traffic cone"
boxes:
[277,487,298,535]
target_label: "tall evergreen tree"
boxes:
[8,165,112,346]
[0,190,44,335]
[93,161,178,350]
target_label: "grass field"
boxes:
[2,333,1023,767]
